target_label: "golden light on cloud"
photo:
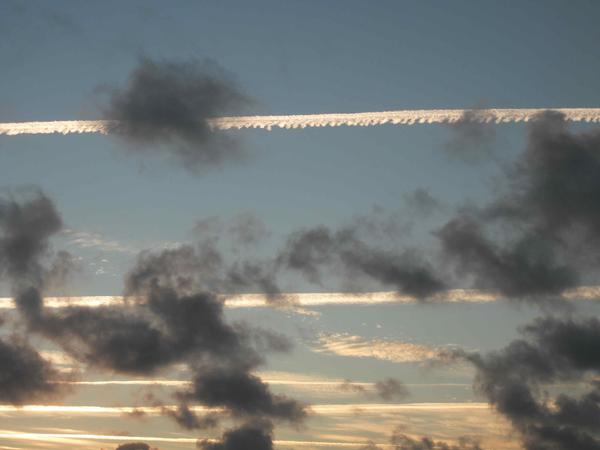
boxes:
[1,285,599,311]
[312,333,445,363]
[2,108,600,136]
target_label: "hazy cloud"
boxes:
[101,57,252,172]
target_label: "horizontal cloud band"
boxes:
[1,286,599,309]
[1,108,600,135]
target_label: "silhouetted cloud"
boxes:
[438,111,600,302]
[456,316,600,450]
[115,443,153,450]
[197,420,273,450]
[279,225,444,299]
[178,366,307,423]
[0,335,68,405]
[437,216,576,299]
[162,404,220,431]
[101,57,251,172]
[0,190,72,404]
[0,188,64,290]
[390,429,483,450]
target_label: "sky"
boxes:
[2,1,600,450]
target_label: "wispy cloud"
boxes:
[312,333,447,363]
[62,229,137,254]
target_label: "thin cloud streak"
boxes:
[1,108,600,135]
[312,333,445,363]
[0,403,488,415]
[1,285,600,309]
[0,431,394,448]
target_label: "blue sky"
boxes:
[2,2,600,450]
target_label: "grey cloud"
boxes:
[101,57,251,172]
[458,316,600,450]
[0,335,69,405]
[179,366,307,423]
[374,378,409,401]
[115,444,153,450]
[197,420,273,450]
[444,109,496,163]
[438,111,600,302]
[390,430,483,450]
[339,378,409,402]
[403,189,441,217]
[279,225,444,299]
[0,190,72,404]
[0,189,64,289]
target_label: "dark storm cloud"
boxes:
[438,111,600,301]
[279,225,444,299]
[444,109,496,163]
[197,420,274,450]
[101,57,252,171]
[456,316,600,450]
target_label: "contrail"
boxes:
[1,108,599,136]
[0,286,599,309]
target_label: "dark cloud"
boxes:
[162,404,220,431]
[0,190,72,404]
[390,430,483,450]
[458,316,600,450]
[444,109,496,163]
[0,335,68,405]
[365,427,484,450]
[197,420,273,450]
[438,111,600,302]
[437,216,576,299]
[0,189,63,289]
[13,239,306,430]
[101,57,252,172]
[115,444,153,450]
[178,366,306,423]
[279,225,444,299]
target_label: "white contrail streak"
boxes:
[1,108,599,136]
[0,286,599,309]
